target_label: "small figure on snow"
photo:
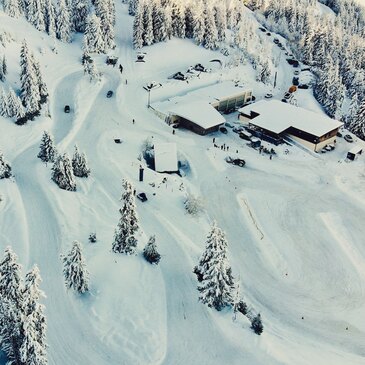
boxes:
[119,64,123,74]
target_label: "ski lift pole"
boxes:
[148,88,151,108]
[274,71,278,89]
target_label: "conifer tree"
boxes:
[133,2,144,49]
[128,0,138,16]
[143,235,161,264]
[184,2,194,39]
[7,88,25,121]
[214,3,227,42]
[20,265,48,365]
[0,88,9,117]
[171,1,185,38]
[194,222,235,311]
[72,145,90,177]
[143,1,154,46]
[44,0,56,37]
[2,55,7,78]
[112,179,140,255]
[95,0,115,50]
[56,0,72,43]
[32,59,48,104]
[71,0,90,32]
[0,247,23,307]
[62,241,89,293]
[204,5,218,50]
[20,41,41,117]
[152,0,167,43]
[3,0,21,18]
[0,150,12,179]
[192,0,205,45]
[251,313,264,335]
[83,14,105,53]
[349,98,365,140]
[38,131,57,163]
[51,153,76,191]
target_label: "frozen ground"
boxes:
[1,4,365,365]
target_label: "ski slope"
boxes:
[1,4,365,365]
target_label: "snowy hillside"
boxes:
[1,1,365,365]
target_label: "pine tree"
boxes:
[0,247,23,307]
[71,0,90,32]
[0,55,6,82]
[84,59,101,82]
[0,299,23,365]
[184,2,194,39]
[0,88,9,117]
[143,235,161,264]
[204,5,218,50]
[51,153,76,191]
[38,131,57,163]
[20,41,41,117]
[7,88,26,121]
[128,0,138,16]
[133,2,144,49]
[95,0,115,50]
[0,150,12,179]
[171,1,185,38]
[251,313,264,335]
[194,222,235,311]
[152,0,167,43]
[83,14,105,53]
[20,266,48,365]
[349,98,365,140]
[112,179,140,255]
[3,0,21,18]
[192,0,205,45]
[72,145,90,177]
[56,0,72,43]
[62,241,89,293]
[214,3,227,43]
[33,59,48,104]
[142,1,154,46]
[45,0,56,37]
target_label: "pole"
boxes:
[274,71,277,89]
[148,89,151,108]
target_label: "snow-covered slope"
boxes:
[1,3,365,365]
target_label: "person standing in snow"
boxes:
[119,64,123,74]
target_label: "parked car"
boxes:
[292,60,299,67]
[281,98,288,103]
[239,131,252,141]
[264,93,273,99]
[325,145,332,151]
[301,67,311,72]
[225,122,234,128]
[294,70,300,75]
[284,92,292,99]
[344,134,353,143]
[259,27,266,32]
[64,105,70,113]
[137,193,148,202]
[273,38,279,44]
[292,77,299,86]
[266,32,271,36]
[220,127,228,134]
[225,156,246,167]
[336,131,343,138]
[107,90,113,98]
[298,84,309,89]
[233,127,244,133]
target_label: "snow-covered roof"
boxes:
[348,145,363,154]
[154,142,178,173]
[152,82,251,130]
[239,100,343,137]
[168,101,225,129]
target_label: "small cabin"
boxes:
[347,145,363,161]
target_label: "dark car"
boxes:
[292,77,299,86]
[266,32,271,36]
[273,38,279,44]
[292,61,299,67]
[225,156,245,167]
[107,90,113,98]
[344,134,353,143]
[298,84,309,89]
[137,192,148,202]
[259,27,266,32]
[171,72,187,81]
[64,105,70,113]
[265,93,273,99]
[220,127,228,134]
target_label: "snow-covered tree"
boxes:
[143,235,161,264]
[71,0,89,32]
[214,3,227,43]
[171,1,185,38]
[3,0,21,18]
[38,131,57,163]
[62,241,89,293]
[192,0,205,45]
[83,14,105,53]
[0,88,9,117]
[0,55,7,82]
[251,313,264,335]
[7,88,25,121]
[0,246,23,308]
[194,221,235,311]
[128,0,138,16]
[33,58,48,104]
[26,0,46,32]
[51,153,76,191]
[20,265,48,365]
[349,98,365,140]
[184,192,204,216]
[133,1,144,49]
[72,145,90,177]
[83,58,101,82]
[203,5,218,50]
[152,0,167,43]
[0,150,12,179]
[20,41,41,117]
[56,0,72,43]
[112,179,140,255]
[142,1,154,46]
[44,0,56,37]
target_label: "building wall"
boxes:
[173,115,221,135]
[214,90,252,112]
[239,114,252,123]
[289,134,336,151]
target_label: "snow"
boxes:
[1,3,365,365]
[239,100,343,137]
[154,142,178,173]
